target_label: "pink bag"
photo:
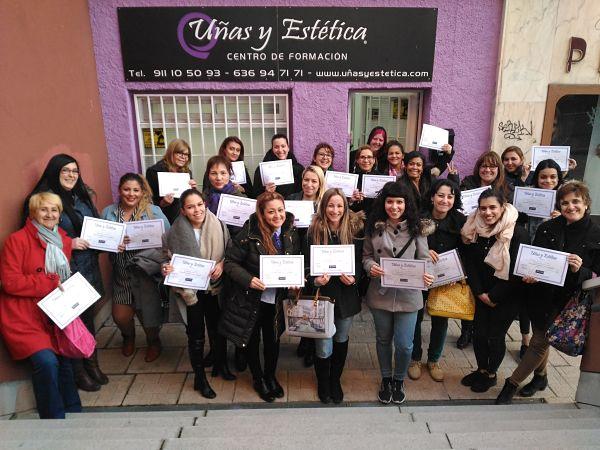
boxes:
[53,317,96,359]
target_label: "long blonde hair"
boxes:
[309,188,354,245]
[163,139,191,173]
[118,173,154,220]
[302,165,326,202]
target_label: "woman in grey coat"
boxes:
[363,182,434,404]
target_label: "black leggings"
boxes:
[518,303,531,335]
[246,302,280,380]
[186,292,225,363]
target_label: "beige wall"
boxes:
[0,0,110,385]
[491,0,600,156]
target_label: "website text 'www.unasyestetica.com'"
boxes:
[315,69,429,79]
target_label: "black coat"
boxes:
[423,209,466,255]
[253,149,304,198]
[146,160,193,224]
[219,212,301,347]
[399,171,460,212]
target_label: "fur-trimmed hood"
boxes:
[349,209,366,237]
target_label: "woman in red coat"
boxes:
[0,192,82,418]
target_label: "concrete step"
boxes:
[447,429,600,448]
[1,417,194,428]
[0,427,180,440]
[400,402,578,413]
[1,439,164,450]
[429,417,600,433]
[411,407,600,423]
[63,410,204,419]
[205,406,400,417]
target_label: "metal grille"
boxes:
[134,94,289,186]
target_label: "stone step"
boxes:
[429,417,600,433]
[412,408,600,423]
[447,429,600,448]
[63,410,205,419]
[400,402,578,413]
[0,427,180,440]
[1,439,164,450]
[205,406,400,417]
[1,417,194,428]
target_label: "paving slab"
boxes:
[127,347,184,374]
[447,429,600,448]
[0,427,181,440]
[79,374,134,407]
[411,408,600,422]
[428,417,600,432]
[122,373,186,406]
[178,372,236,404]
[1,439,164,450]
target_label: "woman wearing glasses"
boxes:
[311,143,335,174]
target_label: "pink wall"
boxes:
[88,0,503,197]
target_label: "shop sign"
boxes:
[118,7,437,82]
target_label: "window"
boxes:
[134,94,289,186]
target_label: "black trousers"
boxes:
[246,302,280,380]
[473,300,520,374]
[186,292,225,365]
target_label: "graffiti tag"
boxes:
[497,120,533,140]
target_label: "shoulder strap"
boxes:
[395,236,415,259]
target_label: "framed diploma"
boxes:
[285,200,314,228]
[259,159,294,186]
[460,186,491,216]
[164,254,215,291]
[531,146,570,171]
[310,245,355,276]
[230,161,247,184]
[260,255,305,288]
[418,124,449,151]
[428,250,465,288]
[362,174,396,198]
[513,187,557,219]
[157,172,191,198]
[324,171,359,197]
[81,217,126,253]
[380,258,427,290]
[125,219,165,250]
[514,244,569,287]
[216,194,257,227]
[37,272,101,329]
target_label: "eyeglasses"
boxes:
[174,150,190,158]
[358,156,374,160]
[317,153,332,159]
[60,168,79,175]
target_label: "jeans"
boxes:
[411,307,448,363]
[370,308,418,380]
[315,316,353,359]
[246,302,280,380]
[29,349,82,419]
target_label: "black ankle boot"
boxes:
[73,359,101,392]
[457,323,473,349]
[330,340,349,404]
[314,357,332,404]
[189,338,216,398]
[495,379,518,405]
[235,347,247,372]
[194,369,216,399]
[253,377,275,402]
[83,351,109,385]
[519,374,548,397]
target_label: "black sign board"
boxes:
[118,7,437,82]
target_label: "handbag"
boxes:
[547,289,592,357]
[427,279,476,321]
[283,288,336,338]
[53,317,96,359]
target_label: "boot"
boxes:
[121,333,135,357]
[203,350,214,368]
[313,357,332,404]
[519,374,548,397]
[495,379,518,405]
[456,322,473,349]
[211,339,236,381]
[73,359,100,392]
[253,377,275,403]
[303,339,315,367]
[189,338,216,399]
[235,347,247,372]
[83,351,109,385]
[330,340,349,404]
[144,327,162,363]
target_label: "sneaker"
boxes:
[378,377,393,404]
[391,379,406,404]
[427,361,444,382]
[471,373,497,393]
[461,370,485,387]
[407,360,422,380]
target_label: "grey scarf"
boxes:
[32,220,71,282]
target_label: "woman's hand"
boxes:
[520,163,532,182]
[568,158,577,171]
[339,274,355,286]
[210,260,224,280]
[567,253,583,273]
[234,183,245,193]
[522,275,538,284]
[370,264,385,278]
[315,273,330,287]
[188,179,197,189]
[72,238,90,250]
[249,277,266,291]
[428,250,440,264]
[161,263,174,276]
[446,162,458,176]
[478,293,496,308]
[117,236,131,253]
[265,182,276,193]
[550,210,561,219]
[423,272,435,287]
[351,190,364,203]
[160,193,175,207]
[441,143,452,154]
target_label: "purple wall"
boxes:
[88,0,503,198]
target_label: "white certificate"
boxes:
[380,258,427,290]
[81,217,126,252]
[259,159,294,186]
[260,255,305,288]
[125,219,165,250]
[513,187,557,219]
[37,272,101,329]
[216,194,257,227]
[325,171,359,197]
[285,200,314,228]
[531,146,570,171]
[362,174,396,198]
[460,186,491,216]
[164,254,215,290]
[419,124,449,151]
[310,245,355,276]
[514,244,569,287]
[428,250,465,288]
[230,161,247,184]
[157,172,191,198]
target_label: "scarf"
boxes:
[461,203,518,280]
[206,182,236,214]
[32,220,71,282]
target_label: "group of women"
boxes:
[1,126,598,419]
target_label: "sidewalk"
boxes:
[79,306,581,408]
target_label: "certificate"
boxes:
[325,171,359,197]
[285,200,314,228]
[531,146,570,171]
[310,245,355,276]
[81,217,126,252]
[259,159,294,186]
[164,254,215,291]
[428,250,465,288]
[230,161,247,184]
[380,258,427,290]
[513,187,557,219]
[514,244,569,287]
[419,124,449,151]
[157,172,191,198]
[125,219,165,250]
[362,174,396,198]
[38,272,101,329]
[216,194,257,227]
[260,255,305,288]
[460,186,491,216]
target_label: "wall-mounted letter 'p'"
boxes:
[567,37,586,72]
